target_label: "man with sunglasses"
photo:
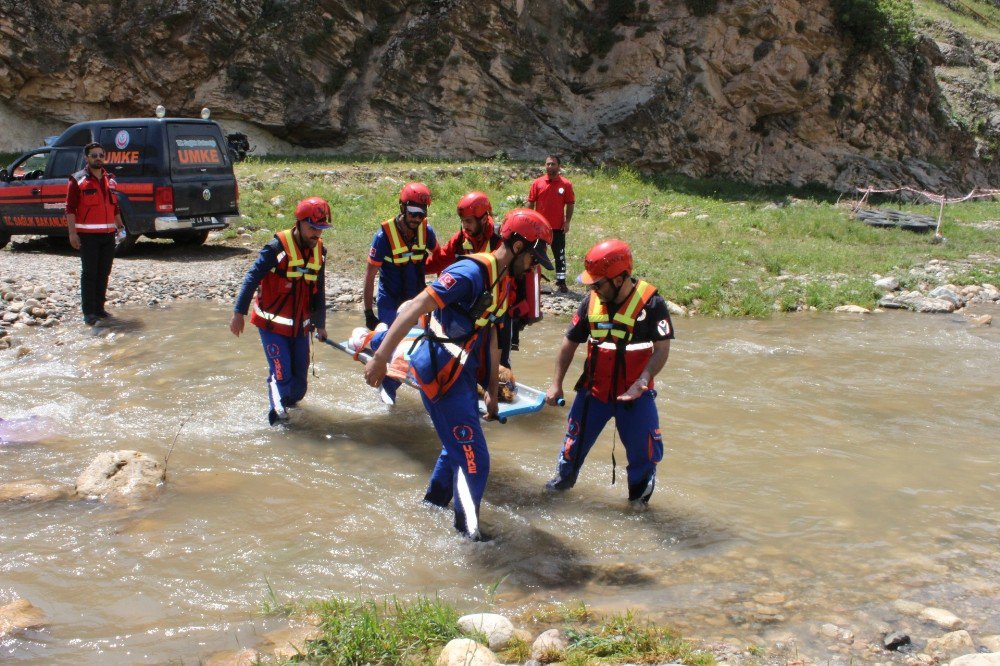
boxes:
[230,197,331,425]
[65,141,125,325]
[363,182,439,402]
[544,240,674,509]
[363,209,553,541]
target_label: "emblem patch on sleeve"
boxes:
[439,273,457,290]
[657,319,671,336]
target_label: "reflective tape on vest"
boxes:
[382,218,427,264]
[75,223,117,231]
[252,302,310,329]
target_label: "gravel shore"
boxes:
[0,234,586,349]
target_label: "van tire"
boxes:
[115,228,139,256]
[0,230,10,250]
[174,230,209,246]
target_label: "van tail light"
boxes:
[155,186,174,213]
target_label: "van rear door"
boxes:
[166,122,238,220]
[98,126,147,177]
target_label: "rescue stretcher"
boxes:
[324,327,551,422]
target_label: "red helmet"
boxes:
[500,208,554,270]
[399,182,431,207]
[580,240,632,284]
[457,191,492,219]
[294,197,331,229]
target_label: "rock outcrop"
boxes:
[1,0,997,191]
[75,450,165,502]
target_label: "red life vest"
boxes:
[412,253,513,401]
[69,169,118,233]
[249,229,324,336]
[381,217,429,264]
[456,219,497,256]
[583,280,657,401]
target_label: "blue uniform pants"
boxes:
[259,328,310,416]
[420,371,490,538]
[551,389,663,504]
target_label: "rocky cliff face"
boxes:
[1,0,996,192]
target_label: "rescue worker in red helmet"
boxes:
[544,239,674,508]
[426,192,543,367]
[364,208,553,540]
[363,182,439,402]
[425,191,497,273]
[230,197,331,425]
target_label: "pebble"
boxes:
[921,607,965,630]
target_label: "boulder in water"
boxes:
[75,450,165,502]
[0,598,47,637]
[0,479,73,503]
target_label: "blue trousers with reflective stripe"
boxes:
[552,389,663,503]
[421,370,490,538]
[259,328,310,413]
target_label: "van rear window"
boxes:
[173,136,225,167]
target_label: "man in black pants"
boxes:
[66,142,124,326]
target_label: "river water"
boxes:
[1,302,998,664]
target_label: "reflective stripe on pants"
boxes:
[258,328,310,414]
[553,389,663,503]
[421,370,490,538]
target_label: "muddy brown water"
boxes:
[1,302,998,663]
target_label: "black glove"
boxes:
[364,309,379,331]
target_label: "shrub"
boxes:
[832,0,916,51]
[511,56,533,84]
[684,0,718,17]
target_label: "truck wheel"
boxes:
[114,228,139,256]
[0,230,10,250]
[174,230,209,246]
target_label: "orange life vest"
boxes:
[412,253,513,401]
[70,169,118,233]
[249,229,324,336]
[583,280,657,401]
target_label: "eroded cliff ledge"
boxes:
[1,0,997,192]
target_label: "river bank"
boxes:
[0,234,996,352]
[1,297,997,664]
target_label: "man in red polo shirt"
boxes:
[66,141,125,326]
[527,154,575,293]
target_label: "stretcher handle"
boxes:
[323,337,372,362]
[325,339,506,422]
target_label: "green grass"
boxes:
[288,596,463,665]
[233,157,1000,317]
[263,595,714,665]
[914,0,1000,39]
[563,611,714,666]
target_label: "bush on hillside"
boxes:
[833,0,916,51]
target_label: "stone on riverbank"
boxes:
[75,450,165,502]
[950,653,1000,666]
[0,479,73,503]
[875,276,900,291]
[835,304,870,313]
[436,638,499,665]
[457,613,515,651]
[926,630,975,654]
[258,624,322,660]
[531,628,569,661]
[921,607,964,630]
[0,598,47,637]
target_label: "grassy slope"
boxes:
[234,158,999,317]
[913,0,1000,39]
